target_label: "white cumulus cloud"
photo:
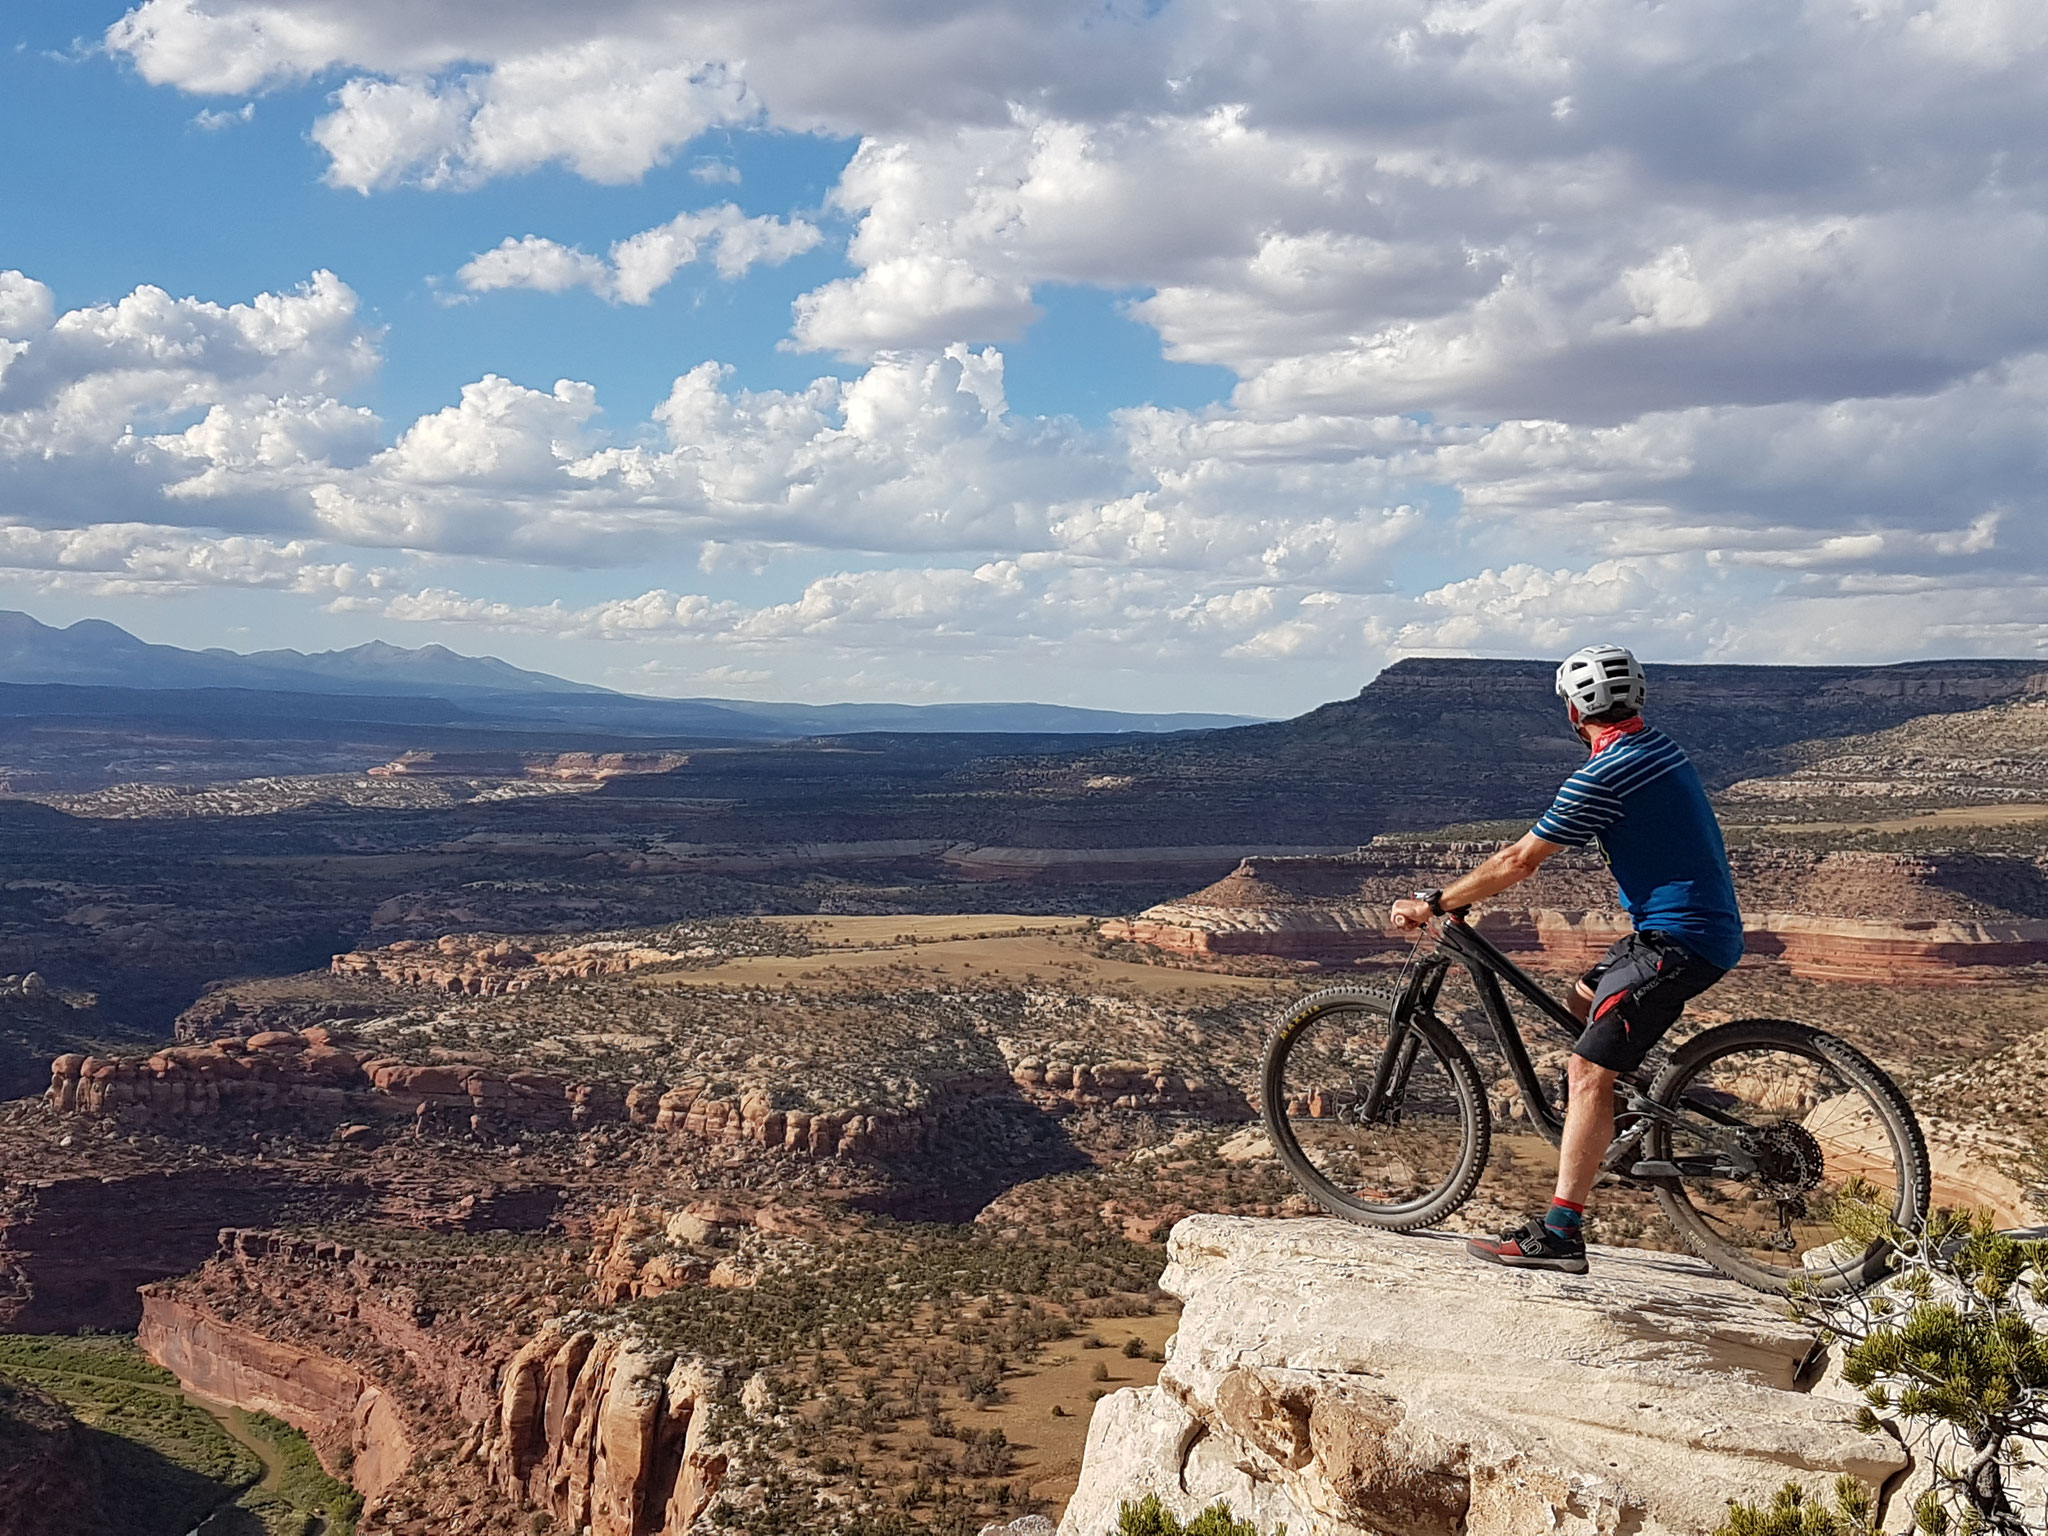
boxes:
[38,0,2048,697]
[309,47,755,193]
[458,206,823,305]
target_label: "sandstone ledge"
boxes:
[1059,1215,1907,1536]
[40,1032,967,1161]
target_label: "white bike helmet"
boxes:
[1555,643,1647,716]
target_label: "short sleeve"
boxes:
[1532,766,1624,848]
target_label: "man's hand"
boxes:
[1390,897,1435,930]
[1388,832,1567,932]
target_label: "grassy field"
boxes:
[0,1335,359,1536]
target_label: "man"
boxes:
[1388,643,1744,1275]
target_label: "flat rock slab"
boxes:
[1060,1215,1907,1536]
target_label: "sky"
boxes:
[1,0,2045,715]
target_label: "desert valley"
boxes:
[1,632,2045,1536]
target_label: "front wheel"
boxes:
[1260,986,1491,1231]
[1642,1019,1929,1295]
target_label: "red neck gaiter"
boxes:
[1587,716,1648,756]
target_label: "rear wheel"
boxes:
[1261,986,1490,1230]
[1643,1019,1929,1295]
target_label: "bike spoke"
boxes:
[1652,1034,1916,1287]
[1269,1002,1476,1219]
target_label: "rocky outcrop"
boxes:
[651,1078,980,1160]
[39,1031,995,1164]
[1006,1055,1249,1118]
[124,1218,759,1534]
[206,1227,509,1422]
[583,1197,825,1303]
[1060,1215,1908,1536]
[139,1289,418,1498]
[331,933,701,996]
[481,1322,729,1536]
[41,1028,634,1133]
[1106,844,2048,980]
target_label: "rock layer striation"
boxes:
[1106,844,2048,980]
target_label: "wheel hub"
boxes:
[1741,1120,1825,1199]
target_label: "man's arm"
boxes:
[1390,831,1565,929]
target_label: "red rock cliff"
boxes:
[482,1323,730,1536]
[1105,844,2048,981]
[138,1289,418,1498]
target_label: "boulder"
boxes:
[1059,1215,1908,1536]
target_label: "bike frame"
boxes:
[1384,917,1580,1143]
[1367,917,1756,1170]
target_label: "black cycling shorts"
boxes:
[1573,930,1726,1073]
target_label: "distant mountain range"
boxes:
[0,611,1261,738]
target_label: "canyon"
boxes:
[2,656,2046,1536]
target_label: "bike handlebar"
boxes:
[1391,903,1472,932]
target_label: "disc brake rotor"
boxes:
[1742,1120,1826,1198]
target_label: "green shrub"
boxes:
[1718,1478,1874,1536]
[243,1410,365,1535]
[1115,1493,1279,1536]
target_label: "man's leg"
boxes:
[1555,1053,1618,1210]
[1522,978,1608,1223]
[1463,959,1628,1274]
[1552,936,1724,1230]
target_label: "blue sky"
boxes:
[0,1,2043,709]
[5,25,1234,431]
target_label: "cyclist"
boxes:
[1388,643,1744,1274]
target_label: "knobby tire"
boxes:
[1644,1018,1930,1296]
[1260,985,1491,1231]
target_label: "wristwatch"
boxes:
[1414,888,1446,916]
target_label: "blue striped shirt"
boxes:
[1533,725,1745,969]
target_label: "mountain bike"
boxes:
[1259,912,1929,1295]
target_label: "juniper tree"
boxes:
[1791,1201,2048,1536]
